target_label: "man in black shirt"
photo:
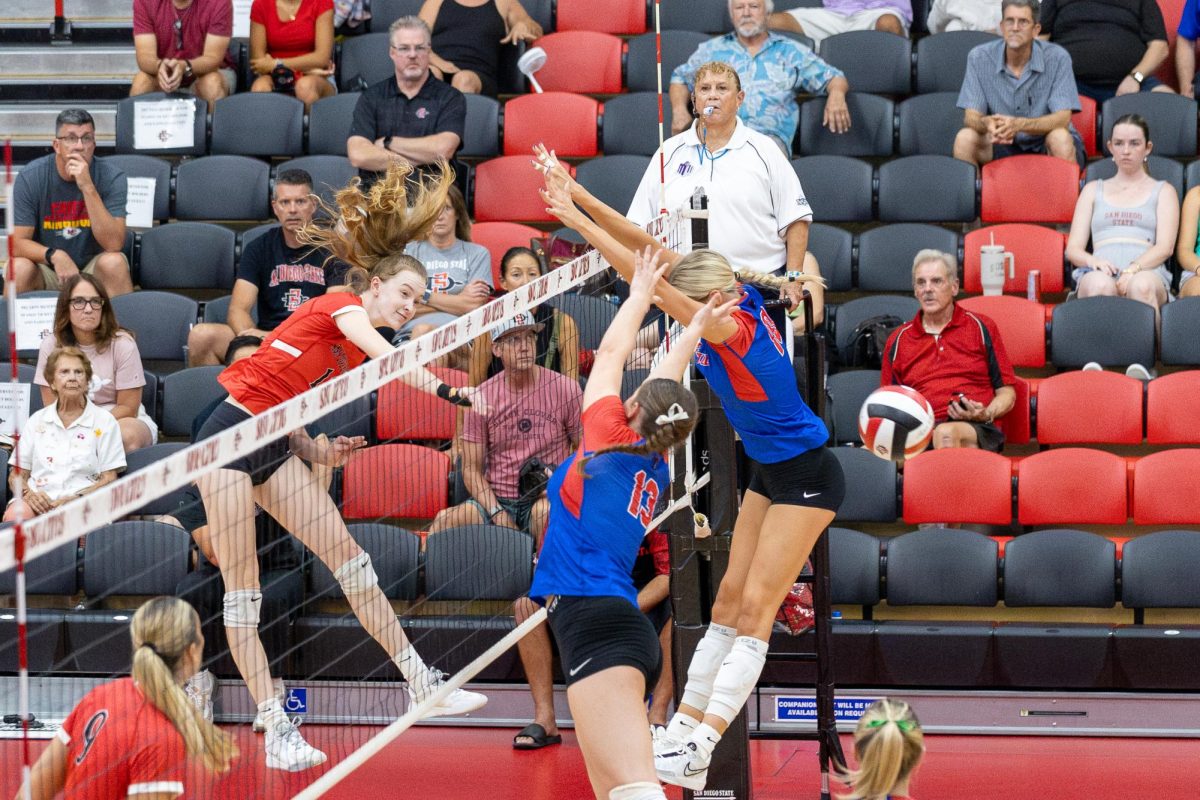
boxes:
[345,16,466,186]
[1040,0,1174,102]
[187,169,348,366]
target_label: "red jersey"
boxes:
[57,678,186,800]
[221,292,368,413]
[250,0,333,60]
[880,304,1015,424]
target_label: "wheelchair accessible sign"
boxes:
[284,688,308,714]
[775,695,879,723]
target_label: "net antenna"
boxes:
[517,47,547,94]
[653,0,667,215]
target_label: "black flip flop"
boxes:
[513,722,562,750]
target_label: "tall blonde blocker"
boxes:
[666,249,824,301]
[575,378,699,477]
[839,699,924,800]
[299,160,455,277]
[131,597,237,773]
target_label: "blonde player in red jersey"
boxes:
[193,163,487,772]
[14,596,236,800]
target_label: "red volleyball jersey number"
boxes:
[627,470,660,526]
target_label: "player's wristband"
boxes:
[785,270,804,281]
[436,383,472,407]
[488,505,502,520]
[421,287,432,304]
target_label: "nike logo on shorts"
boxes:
[568,658,593,677]
[803,491,821,499]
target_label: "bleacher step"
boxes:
[0,103,116,148]
[0,45,136,83]
[0,0,132,28]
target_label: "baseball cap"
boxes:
[493,311,544,341]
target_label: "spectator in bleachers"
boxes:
[511,529,673,750]
[671,0,851,154]
[1177,0,1200,98]
[1175,180,1200,297]
[401,184,493,339]
[5,347,126,521]
[628,61,822,313]
[131,0,235,108]
[469,246,580,384]
[1039,0,1173,104]
[346,16,466,187]
[952,0,1083,169]
[186,169,349,367]
[768,0,910,46]
[428,312,582,544]
[926,0,1001,33]
[1066,114,1178,322]
[249,0,336,110]
[34,275,157,454]
[881,249,1016,451]
[10,109,133,299]
[419,0,543,97]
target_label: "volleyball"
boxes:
[858,385,935,462]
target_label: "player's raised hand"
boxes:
[629,246,669,303]
[540,175,585,228]
[531,144,573,192]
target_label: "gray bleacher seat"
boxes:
[878,155,977,222]
[0,539,78,596]
[857,223,959,292]
[175,155,271,221]
[462,93,501,158]
[602,92,678,157]
[1102,93,1198,157]
[897,92,962,156]
[369,0,425,30]
[1161,297,1200,365]
[425,524,534,600]
[576,155,652,219]
[339,33,392,91]
[121,442,190,516]
[832,294,919,363]
[546,293,619,350]
[116,93,207,156]
[827,369,881,446]
[791,155,873,222]
[829,527,881,606]
[819,30,912,95]
[658,0,731,32]
[797,93,894,157]
[211,92,303,156]
[137,221,236,290]
[202,294,258,325]
[275,155,357,207]
[809,222,853,291]
[308,92,361,155]
[626,30,710,92]
[914,30,999,94]
[829,446,898,522]
[1085,155,1184,203]
[160,366,225,437]
[1050,296,1156,369]
[110,291,198,363]
[101,154,172,220]
[310,523,421,601]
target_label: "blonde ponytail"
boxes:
[576,380,699,477]
[131,597,237,774]
[838,699,924,800]
[734,269,825,292]
[667,249,825,302]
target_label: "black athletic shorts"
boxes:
[547,595,662,695]
[747,446,845,512]
[194,401,292,486]
[965,421,1005,453]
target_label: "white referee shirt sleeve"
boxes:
[626,154,663,225]
[765,143,812,234]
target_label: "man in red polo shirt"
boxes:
[881,249,1016,451]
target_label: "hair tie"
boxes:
[140,643,160,656]
[655,403,689,426]
[865,718,915,732]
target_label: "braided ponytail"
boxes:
[576,380,699,478]
[667,249,825,302]
[733,268,825,292]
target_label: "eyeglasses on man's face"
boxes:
[1001,17,1034,28]
[69,297,105,311]
[56,134,96,146]
[390,44,431,55]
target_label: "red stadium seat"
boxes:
[997,376,1031,445]
[343,444,449,520]
[1133,449,1200,524]
[963,224,1066,294]
[1034,370,1144,445]
[1072,94,1098,157]
[902,448,1013,525]
[471,221,543,285]
[958,295,1047,368]
[1016,448,1128,525]
[556,0,646,34]
[526,32,625,93]
[503,92,600,157]
[1147,371,1200,444]
[981,155,1080,224]
[376,367,467,443]
[472,156,575,223]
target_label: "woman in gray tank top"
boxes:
[1066,114,1179,314]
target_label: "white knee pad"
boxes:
[707,637,768,725]
[679,622,737,711]
[334,552,378,596]
[223,589,262,628]
[609,781,666,800]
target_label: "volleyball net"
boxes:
[0,208,700,797]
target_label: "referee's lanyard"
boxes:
[696,128,731,179]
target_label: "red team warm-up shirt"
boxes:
[57,678,187,800]
[220,292,368,414]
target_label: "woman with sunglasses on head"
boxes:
[33,274,156,454]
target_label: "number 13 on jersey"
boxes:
[627,470,660,526]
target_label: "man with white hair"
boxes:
[670,0,851,154]
[881,249,1016,451]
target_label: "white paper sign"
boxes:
[133,99,195,150]
[125,177,156,229]
[0,383,31,439]
[15,298,58,353]
[233,0,253,38]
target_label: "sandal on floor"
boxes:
[513,723,562,750]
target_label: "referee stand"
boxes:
[664,191,845,799]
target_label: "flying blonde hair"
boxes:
[668,248,824,300]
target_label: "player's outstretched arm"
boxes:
[647,293,735,384]
[16,736,67,800]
